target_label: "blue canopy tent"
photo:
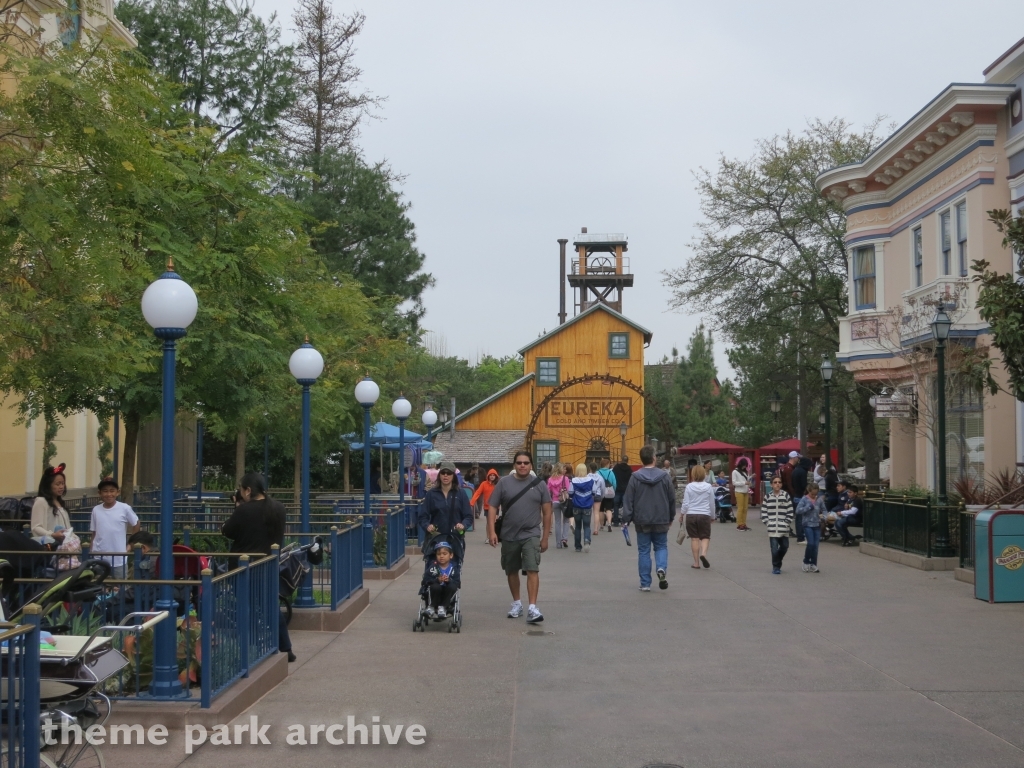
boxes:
[342,421,432,496]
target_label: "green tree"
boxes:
[291,149,433,335]
[663,119,885,479]
[115,0,296,150]
[974,209,1024,401]
[0,40,405,499]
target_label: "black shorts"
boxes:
[600,497,614,511]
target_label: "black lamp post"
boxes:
[769,391,782,423]
[932,306,953,555]
[619,422,627,461]
[820,357,834,473]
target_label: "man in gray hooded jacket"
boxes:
[621,445,676,591]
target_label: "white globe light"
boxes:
[141,275,198,330]
[392,396,412,420]
[422,408,438,427]
[354,376,380,406]
[289,344,324,382]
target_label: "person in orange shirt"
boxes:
[470,468,500,519]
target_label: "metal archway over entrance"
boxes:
[525,373,671,464]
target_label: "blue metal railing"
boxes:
[2,612,42,768]
[330,525,364,609]
[200,553,277,707]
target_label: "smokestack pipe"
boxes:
[558,238,568,325]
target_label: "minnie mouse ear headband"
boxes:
[44,463,67,477]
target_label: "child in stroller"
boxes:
[414,535,462,633]
[713,484,734,523]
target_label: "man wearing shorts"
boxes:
[487,450,552,624]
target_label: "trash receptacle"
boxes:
[975,509,1024,602]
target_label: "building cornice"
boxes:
[817,84,1013,199]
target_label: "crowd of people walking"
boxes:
[411,446,866,624]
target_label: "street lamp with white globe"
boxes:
[392,395,412,529]
[422,406,438,439]
[141,258,197,699]
[355,376,380,566]
[289,338,324,607]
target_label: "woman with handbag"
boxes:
[547,463,572,549]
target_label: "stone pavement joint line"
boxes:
[105,517,1024,768]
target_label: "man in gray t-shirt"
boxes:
[487,451,552,624]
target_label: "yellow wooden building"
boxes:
[432,231,653,471]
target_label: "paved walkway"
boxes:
[108,516,1024,768]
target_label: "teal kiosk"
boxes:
[975,509,1024,603]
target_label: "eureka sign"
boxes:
[544,398,633,428]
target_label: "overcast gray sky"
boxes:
[253,0,1023,378]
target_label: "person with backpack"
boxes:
[597,458,618,532]
[547,463,572,549]
[570,464,596,553]
[611,456,633,526]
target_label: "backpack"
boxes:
[598,468,616,499]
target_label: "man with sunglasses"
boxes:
[487,451,552,623]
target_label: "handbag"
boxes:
[676,515,687,545]
[558,478,570,504]
[494,476,543,541]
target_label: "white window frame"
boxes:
[956,201,968,277]
[851,244,878,311]
[939,209,952,276]
[912,226,923,288]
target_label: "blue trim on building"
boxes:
[846,140,996,216]
[845,178,994,246]
[838,327,990,363]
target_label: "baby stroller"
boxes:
[3,558,113,631]
[412,534,463,634]
[278,538,324,626]
[714,485,735,523]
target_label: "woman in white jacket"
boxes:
[731,458,752,532]
[681,465,716,569]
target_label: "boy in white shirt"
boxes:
[90,477,140,577]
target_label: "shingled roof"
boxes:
[430,430,527,465]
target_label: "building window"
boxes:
[609,333,629,359]
[913,227,923,287]
[936,379,984,494]
[534,441,559,467]
[956,202,968,277]
[537,358,559,386]
[853,246,876,310]
[940,210,951,276]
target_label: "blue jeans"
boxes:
[802,524,821,565]
[769,536,789,569]
[836,515,856,542]
[636,530,668,588]
[572,508,592,550]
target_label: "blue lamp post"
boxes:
[392,395,412,533]
[355,376,380,567]
[141,258,197,699]
[290,339,324,607]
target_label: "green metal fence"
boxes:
[862,493,962,558]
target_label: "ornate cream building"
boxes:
[817,37,1024,492]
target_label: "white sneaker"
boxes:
[809,565,819,573]
[639,586,651,592]
[526,605,543,623]
[802,564,810,572]
[507,601,523,618]
[436,606,446,619]
[584,543,590,553]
